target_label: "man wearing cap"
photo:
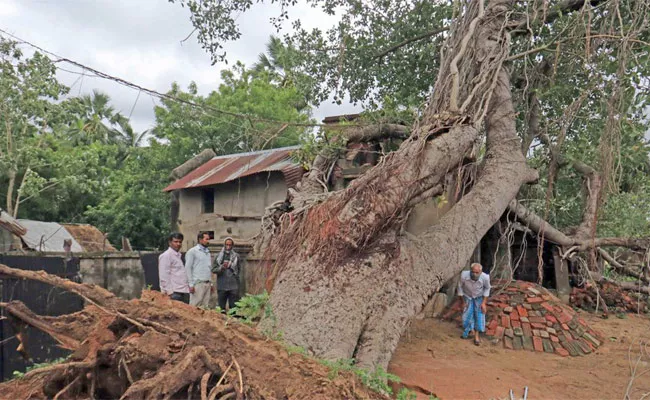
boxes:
[212,237,241,312]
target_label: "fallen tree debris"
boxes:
[0,264,385,400]
[571,280,649,314]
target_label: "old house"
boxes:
[164,146,304,250]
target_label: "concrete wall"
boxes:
[177,173,288,250]
[1,251,148,299]
[78,252,148,299]
[0,228,13,252]
[242,255,272,295]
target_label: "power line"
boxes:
[0,28,352,129]
[0,29,306,139]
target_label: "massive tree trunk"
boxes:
[259,0,538,371]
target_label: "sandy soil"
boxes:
[388,312,650,400]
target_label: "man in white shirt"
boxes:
[185,232,214,307]
[158,232,190,303]
[458,262,491,346]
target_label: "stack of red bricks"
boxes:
[442,280,603,357]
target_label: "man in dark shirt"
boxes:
[212,237,240,312]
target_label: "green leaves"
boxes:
[153,61,312,160]
[318,358,401,395]
[0,38,69,215]
[84,142,175,250]
[171,0,453,108]
[227,291,271,325]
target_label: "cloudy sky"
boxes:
[0,0,361,133]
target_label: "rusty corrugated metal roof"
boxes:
[164,146,304,192]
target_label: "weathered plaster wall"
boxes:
[177,173,288,250]
[0,228,13,252]
[78,252,147,299]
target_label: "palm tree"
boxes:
[253,36,300,88]
[67,90,122,145]
[113,114,148,148]
[253,36,312,111]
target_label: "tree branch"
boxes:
[508,200,574,245]
[588,238,650,250]
[509,0,609,34]
[506,41,556,61]
[14,175,64,219]
[0,301,81,350]
[617,281,650,295]
[374,27,449,59]
[508,200,650,250]
[598,248,649,284]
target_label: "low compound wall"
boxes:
[0,251,150,299]
[77,252,149,299]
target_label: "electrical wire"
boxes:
[0,27,362,129]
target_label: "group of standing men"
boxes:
[158,232,241,311]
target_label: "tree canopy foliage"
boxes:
[174,0,650,242]
[2,0,649,250]
[0,37,311,249]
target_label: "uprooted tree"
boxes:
[174,0,650,371]
[1,0,650,397]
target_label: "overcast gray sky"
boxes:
[0,0,361,133]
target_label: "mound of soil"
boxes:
[0,264,385,400]
[442,280,604,356]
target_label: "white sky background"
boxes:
[0,0,362,133]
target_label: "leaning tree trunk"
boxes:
[260,0,537,371]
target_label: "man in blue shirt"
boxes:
[185,232,214,307]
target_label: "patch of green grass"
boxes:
[318,358,401,395]
[396,388,417,400]
[285,345,309,356]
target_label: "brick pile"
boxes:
[442,280,604,357]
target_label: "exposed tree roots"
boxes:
[0,264,385,400]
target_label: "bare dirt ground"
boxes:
[388,312,650,400]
